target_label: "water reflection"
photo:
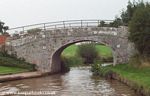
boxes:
[0,67,136,96]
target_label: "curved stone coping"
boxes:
[0,71,45,83]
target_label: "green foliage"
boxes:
[91,63,102,75]
[109,17,123,27]
[77,43,98,64]
[61,44,113,69]
[98,21,105,27]
[0,52,36,71]
[91,59,104,75]
[102,1,143,27]
[0,66,29,75]
[128,2,150,58]
[121,1,136,25]
[0,21,9,34]
[100,64,150,91]
[98,19,123,28]
[95,45,112,58]
[62,44,112,59]
[62,45,78,57]
[61,55,83,71]
[61,56,83,67]
[100,21,105,27]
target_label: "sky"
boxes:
[0,0,150,28]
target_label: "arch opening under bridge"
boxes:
[51,40,115,72]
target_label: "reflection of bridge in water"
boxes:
[7,20,134,73]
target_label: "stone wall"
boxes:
[6,26,134,73]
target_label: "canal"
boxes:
[0,67,137,96]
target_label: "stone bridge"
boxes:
[6,20,134,73]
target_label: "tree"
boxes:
[121,1,135,25]
[109,17,122,27]
[0,21,9,34]
[128,2,150,59]
[98,21,105,27]
[121,1,146,26]
[77,43,98,64]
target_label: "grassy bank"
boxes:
[0,52,36,75]
[94,64,150,95]
[61,44,113,67]
[0,66,29,75]
[62,44,112,58]
[95,45,112,58]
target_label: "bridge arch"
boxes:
[51,39,117,73]
[7,20,133,73]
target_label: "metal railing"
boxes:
[8,19,114,33]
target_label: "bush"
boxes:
[98,21,106,27]
[109,17,123,27]
[77,43,98,64]
[0,52,36,71]
[61,56,83,67]
[91,63,102,75]
[0,21,9,34]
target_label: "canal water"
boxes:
[0,67,137,96]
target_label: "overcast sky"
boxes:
[0,0,150,28]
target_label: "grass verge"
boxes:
[0,52,36,75]
[96,64,150,95]
[0,66,29,75]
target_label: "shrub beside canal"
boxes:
[92,64,150,95]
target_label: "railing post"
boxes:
[69,24,71,28]
[87,22,88,27]
[43,23,46,31]
[22,27,25,32]
[81,20,83,28]
[98,20,100,26]
[63,21,65,28]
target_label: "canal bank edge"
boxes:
[103,70,150,96]
[0,71,54,83]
